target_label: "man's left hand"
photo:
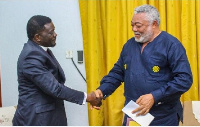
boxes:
[131,94,154,116]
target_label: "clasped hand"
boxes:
[86,89,103,110]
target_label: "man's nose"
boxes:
[132,26,137,32]
[54,32,57,37]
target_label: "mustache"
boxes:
[134,32,141,35]
[52,37,56,41]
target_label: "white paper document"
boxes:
[122,100,154,126]
[192,101,200,123]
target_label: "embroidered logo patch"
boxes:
[124,64,127,70]
[152,66,160,72]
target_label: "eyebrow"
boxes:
[131,22,143,25]
[48,28,55,32]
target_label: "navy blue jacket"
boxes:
[98,31,193,126]
[12,40,84,126]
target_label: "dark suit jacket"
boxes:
[12,40,84,126]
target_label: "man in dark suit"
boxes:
[12,15,101,126]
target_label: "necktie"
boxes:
[46,48,52,57]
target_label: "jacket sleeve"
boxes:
[22,52,84,105]
[98,46,126,98]
[151,42,193,104]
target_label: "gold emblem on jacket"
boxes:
[152,66,160,72]
[124,64,127,70]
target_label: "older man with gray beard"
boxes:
[93,4,193,126]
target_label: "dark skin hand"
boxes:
[90,89,104,110]
[132,94,155,116]
[86,91,102,110]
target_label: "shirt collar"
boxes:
[40,45,48,51]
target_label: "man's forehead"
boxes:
[44,22,55,30]
[132,13,148,23]
[132,13,146,19]
[44,22,53,27]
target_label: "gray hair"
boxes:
[134,4,160,26]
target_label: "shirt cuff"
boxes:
[151,89,163,104]
[82,92,87,105]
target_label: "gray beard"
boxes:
[135,31,153,43]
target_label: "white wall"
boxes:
[0,0,88,125]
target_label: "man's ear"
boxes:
[34,34,41,42]
[152,20,158,28]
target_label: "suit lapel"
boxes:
[47,48,66,82]
[27,40,66,83]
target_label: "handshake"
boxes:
[86,89,103,110]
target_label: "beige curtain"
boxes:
[79,0,200,126]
